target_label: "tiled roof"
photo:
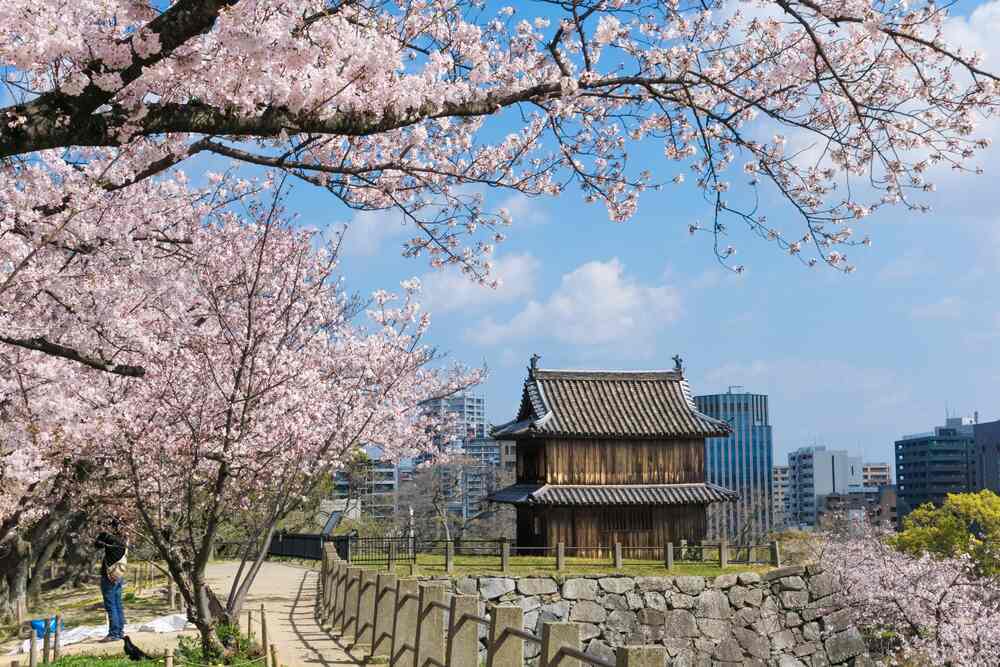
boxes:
[491,369,730,439]
[488,483,738,506]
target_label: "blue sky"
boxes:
[207,1,1000,469]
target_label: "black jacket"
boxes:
[95,532,127,580]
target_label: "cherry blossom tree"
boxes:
[3,0,999,383]
[822,527,1000,665]
[63,191,479,654]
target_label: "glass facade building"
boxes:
[694,391,774,539]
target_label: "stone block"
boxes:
[696,618,732,641]
[794,641,820,657]
[802,622,821,641]
[780,590,810,609]
[695,590,733,619]
[599,577,635,594]
[670,593,697,609]
[808,572,837,600]
[822,608,854,633]
[763,566,807,582]
[786,611,803,627]
[637,608,664,625]
[770,629,796,652]
[607,609,637,633]
[732,607,760,628]
[713,574,739,589]
[663,638,691,657]
[603,593,629,611]
[733,627,770,660]
[517,596,541,613]
[674,576,706,596]
[738,572,762,585]
[642,591,666,611]
[455,577,478,595]
[563,578,598,600]
[778,657,807,667]
[636,576,672,592]
[625,592,643,610]
[664,609,699,638]
[479,577,515,600]
[585,638,615,664]
[712,638,745,662]
[518,578,558,596]
[824,627,865,664]
[780,576,807,591]
[579,622,601,641]
[570,600,607,623]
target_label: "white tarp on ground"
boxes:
[6,614,191,655]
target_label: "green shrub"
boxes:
[49,655,159,667]
[175,622,264,666]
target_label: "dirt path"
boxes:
[204,562,364,667]
[2,562,364,667]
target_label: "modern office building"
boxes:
[786,446,863,527]
[862,463,892,488]
[423,392,488,448]
[694,390,774,539]
[895,417,976,521]
[974,418,1000,493]
[772,465,790,531]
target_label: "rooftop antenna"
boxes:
[728,385,744,394]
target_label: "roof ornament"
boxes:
[672,354,684,374]
[529,353,541,376]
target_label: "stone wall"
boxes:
[415,564,871,666]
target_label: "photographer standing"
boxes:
[94,519,128,642]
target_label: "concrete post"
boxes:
[446,595,479,667]
[664,542,674,570]
[540,622,580,667]
[355,570,378,647]
[556,543,565,572]
[501,540,510,573]
[334,563,348,632]
[615,646,667,667]
[486,606,524,667]
[613,543,623,570]
[445,541,455,574]
[391,580,419,667]
[719,540,729,569]
[343,567,362,638]
[415,585,447,667]
[679,539,687,560]
[372,574,398,658]
[770,540,782,567]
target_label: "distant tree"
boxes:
[890,490,1000,575]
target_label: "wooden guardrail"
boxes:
[318,544,669,667]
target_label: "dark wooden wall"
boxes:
[516,505,707,557]
[541,438,705,484]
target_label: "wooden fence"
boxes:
[320,545,677,667]
[336,537,781,572]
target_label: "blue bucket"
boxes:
[29,617,61,639]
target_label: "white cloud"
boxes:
[336,210,409,257]
[418,253,540,314]
[499,193,549,226]
[910,296,963,321]
[468,258,681,348]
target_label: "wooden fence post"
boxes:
[165,648,174,667]
[331,562,345,628]
[613,543,623,570]
[446,595,479,667]
[486,606,523,667]
[500,540,510,574]
[390,580,419,667]
[615,646,667,666]
[445,541,455,574]
[540,622,580,667]
[343,567,362,638]
[355,571,377,648]
[770,540,782,567]
[270,644,279,667]
[415,585,447,667]
[260,604,269,667]
[719,540,729,569]
[556,543,565,572]
[42,621,50,664]
[371,574,398,659]
[53,614,61,661]
[29,627,37,667]
[664,542,674,570]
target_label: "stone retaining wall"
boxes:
[415,564,871,666]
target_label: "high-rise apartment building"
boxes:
[786,446,863,527]
[332,447,400,521]
[896,417,976,521]
[694,390,774,539]
[862,463,892,488]
[772,465,790,531]
[423,393,488,449]
[974,417,1000,493]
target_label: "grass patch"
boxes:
[357,553,770,578]
[47,654,160,667]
